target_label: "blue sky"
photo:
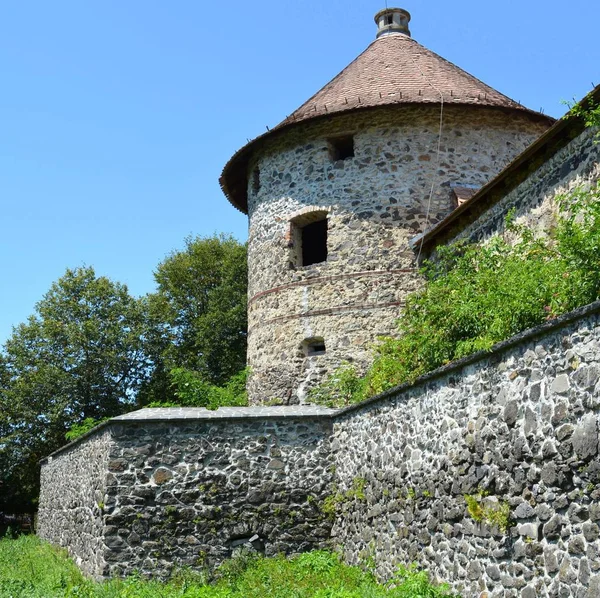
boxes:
[1,0,598,344]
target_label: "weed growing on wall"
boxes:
[310,183,600,407]
[464,494,512,534]
[565,94,600,142]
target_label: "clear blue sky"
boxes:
[1,1,598,345]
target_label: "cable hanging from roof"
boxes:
[409,52,445,265]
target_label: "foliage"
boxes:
[388,565,457,597]
[0,536,460,597]
[147,367,248,410]
[140,234,247,404]
[464,495,512,534]
[564,95,600,141]
[0,267,147,512]
[64,417,110,442]
[322,478,368,520]
[310,183,600,407]
[307,363,365,408]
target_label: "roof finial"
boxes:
[374,8,411,38]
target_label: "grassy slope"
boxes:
[0,535,458,598]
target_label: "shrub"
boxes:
[65,418,110,442]
[309,184,600,407]
[147,367,249,410]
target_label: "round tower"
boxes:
[221,8,554,405]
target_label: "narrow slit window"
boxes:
[328,135,355,161]
[303,338,326,357]
[385,14,394,25]
[252,167,260,194]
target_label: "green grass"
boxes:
[0,535,459,597]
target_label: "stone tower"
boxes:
[220,8,553,405]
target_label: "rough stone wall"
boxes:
[38,408,335,579]
[38,306,600,593]
[331,303,600,598]
[441,127,600,248]
[37,427,113,578]
[246,105,549,405]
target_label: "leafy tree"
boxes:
[140,234,247,403]
[0,266,147,512]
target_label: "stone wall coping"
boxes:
[111,405,337,421]
[40,406,337,464]
[334,298,600,418]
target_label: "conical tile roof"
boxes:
[278,33,531,127]
[221,30,553,213]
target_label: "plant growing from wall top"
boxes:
[564,93,600,142]
[309,181,600,407]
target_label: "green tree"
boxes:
[0,266,147,512]
[140,234,247,403]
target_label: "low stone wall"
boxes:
[331,302,600,597]
[38,407,335,579]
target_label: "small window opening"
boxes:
[290,211,328,268]
[301,219,328,266]
[303,338,326,357]
[328,135,355,161]
[385,14,394,25]
[450,184,478,208]
[252,167,260,194]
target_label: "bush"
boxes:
[65,418,110,442]
[146,367,249,410]
[310,184,600,407]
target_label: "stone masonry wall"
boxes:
[331,303,600,598]
[439,127,600,249]
[39,305,600,594]
[247,105,549,405]
[37,427,113,578]
[38,407,335,580]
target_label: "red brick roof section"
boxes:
[220,33,554,214]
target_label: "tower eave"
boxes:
[220,102,555,214]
